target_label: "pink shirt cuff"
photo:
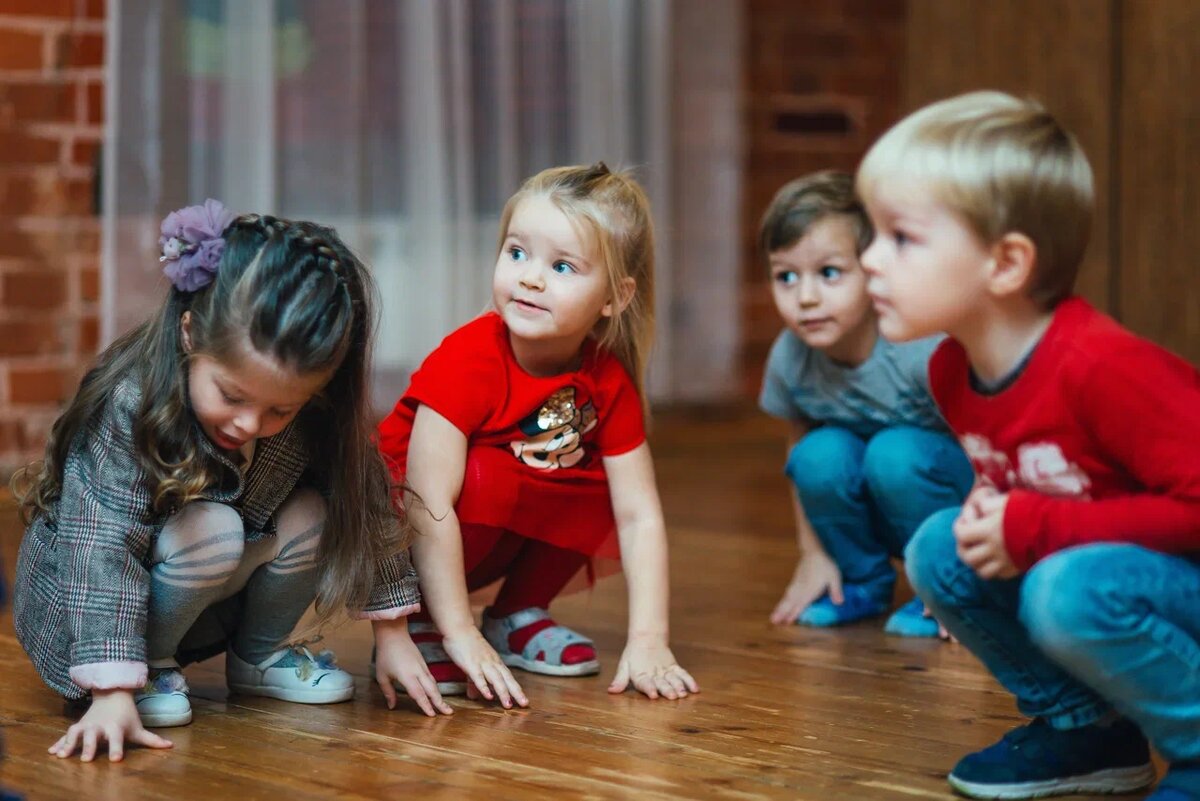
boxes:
[69,661,147,692]
[354,602,421,621]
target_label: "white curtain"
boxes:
[103,0,742,407]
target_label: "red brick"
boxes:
[0,29,46,71]
[3,269,68,309]
[0,173,94,216]
[85,0,106,19]
[53,31,104,69]
[70,138,99,167]
[78,264,99,302]
[0,130,61,164]
[0,224,99,260]
[0,81,75,124]
[8,365,71,404]
[0,0,76,17]
[78,314,98,353]
[0,319,63,356]
[85,80,103,124]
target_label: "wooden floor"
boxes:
[0,411,1158,800]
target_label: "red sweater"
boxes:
[929,297,1200,571]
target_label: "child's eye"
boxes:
[819,265,842,281]
[552,261,575,275]
[893,230,910,247]
[508,246,526,262]
[221,391,243,405]
[773,270,799,286]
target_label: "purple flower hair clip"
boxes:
[159,198,237,292]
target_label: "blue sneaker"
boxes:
[796,584,888,627]
[883,597,941,638]
[948,717,1155,799]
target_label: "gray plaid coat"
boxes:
[13,376,420,699]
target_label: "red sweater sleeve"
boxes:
[1003,337,1200,568]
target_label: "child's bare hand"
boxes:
[373,623,454,717]
[954,491,1018,579]
[441,628,528,709]
[48,689,172,762]
[770,549,843,625]
[608,638,698,700]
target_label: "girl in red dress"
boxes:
[376,163,698,707]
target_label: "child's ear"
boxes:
[180,311,194,353]
[601,277,637,318]
[988,232,1037,298]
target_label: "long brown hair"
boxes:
[15,214,406,622]
[497,162,656,411]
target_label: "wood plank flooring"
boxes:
[0,410,1158,800]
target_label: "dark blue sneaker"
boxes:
[796,583,888,627]
[948,717,1155,799]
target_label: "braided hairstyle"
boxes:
[16,213,403,620]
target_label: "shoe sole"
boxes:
[501,653,600,677]
[948,763,1157,799]
[228,684,354,704]
[138,710,193,728]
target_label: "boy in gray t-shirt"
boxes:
[758,171,972,636]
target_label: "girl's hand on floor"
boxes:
[48,689,172,762]
[441,628,529,709]
[770,549,843,625]
[608,638,698,701]
[373,622,454,717]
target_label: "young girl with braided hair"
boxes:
[378,163,698,706]
[13,200,449,764]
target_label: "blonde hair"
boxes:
[758,170,873,265]
[497,162,656,410]
[857,91,1094,308]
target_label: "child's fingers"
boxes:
[129,728,172,750]
[663,672,689,699]
[607,662,631,694]
[493,662,527,708]
[828,575,844,606]
[675,666,699,693]
[105,725,124,762]
[770,595,804,625]
[633,672,660,700]
[376,671,398,710]
[80,727,99,762]
[417,673,453,715]
[480,663,512,708]
[466,666,494,701]
[404,679,436,717]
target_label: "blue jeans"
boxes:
[907,509,1200,764]
[786,425,974,603]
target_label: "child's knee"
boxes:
[156,502,246,581]
[276,487,327,536]
[1020,545,1140,655]
[862,426,968,499]
[784,427,864,495]
[904,508,964,599]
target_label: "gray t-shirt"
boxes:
[758,329,947,438]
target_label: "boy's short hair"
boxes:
[758,170,873,267]
[857,91,1094,308]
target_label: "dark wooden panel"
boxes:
[1117,0,1200,364]
[904,0,1115,312]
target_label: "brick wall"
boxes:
[0,0,105,475]
[741,0,906,396]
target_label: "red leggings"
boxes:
[413,526,587,622]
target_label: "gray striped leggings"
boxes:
[146,487,324,667]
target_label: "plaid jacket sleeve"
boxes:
[58,381,157,678]
[356,538,422,620]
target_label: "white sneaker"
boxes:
[226,642,355,704]
[134,668,193,727]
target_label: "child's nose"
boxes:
[519,261,544,289]
[860,238,882,276]
[234,411,261,438]
[799,275,820,306]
